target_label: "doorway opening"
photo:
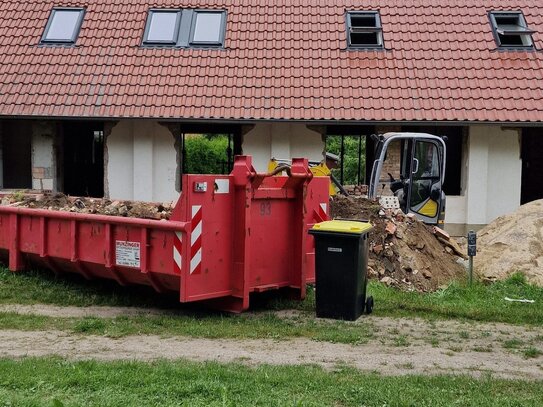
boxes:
[325,126,375,186]
[62,121,104,197]
[521,127,543,204]
[1,120,32,189]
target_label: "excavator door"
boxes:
[369,133,446,226]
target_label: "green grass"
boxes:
[1,267,543,343]
[370,273,543,326]
[523,347,543,359]
[0,357,542,406]
[0,311,376,344]
[503,339,523,349]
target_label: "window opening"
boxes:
[346,11,383,48]
[489,11,535,48]
[41,8,85,44]
[409,142,440,215]
[325,135,367,186]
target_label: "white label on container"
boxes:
[115,241,141,268]
[214,178,230,194]
[327,247,342,253]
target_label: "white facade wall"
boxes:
[445,125,521,227]
[106,120,178,202]
[103,120,522,226]
[242,123,324,171]
[31,122,56,191]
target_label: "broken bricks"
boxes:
[385,221,397,235]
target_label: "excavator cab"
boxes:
[368,133,446,226]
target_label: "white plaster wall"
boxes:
[242,123,324,171]
[107,122,134,199]
[31,130,55,191]
[107,120,178,202]
[241,124,271,171]
[486,128,522,221]
[444,196,467,224]
[463,125,521,225]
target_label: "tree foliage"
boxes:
[326,135,366,185]
[184,135,231,174]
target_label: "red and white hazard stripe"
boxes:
[316,202,327,221]
[173,231,183,274]
[190,205,202,274]
[172,205,203,275]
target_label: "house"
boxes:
[0,0,541,235]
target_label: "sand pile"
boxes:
[473,199,543,286]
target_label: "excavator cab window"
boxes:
[408,141,441,216]
[368,133,446,226]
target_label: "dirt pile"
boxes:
[0,193,173,220]
[473,199,543,286]
[331,195,466,292]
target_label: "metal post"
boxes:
[468,256,473,285]
[227,134,233,172]
[181,133,187,174]
[357,135,362,185]
[340,135,345,185]
[467,230,477,286]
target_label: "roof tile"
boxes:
[0,0,542,122]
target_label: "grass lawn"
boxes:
[0,357,542,406]
[370,272,543,325]
[0,267,542,343]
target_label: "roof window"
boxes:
[191,11,225,45]
[145,10,181,44]
[346,11,383,49]
[489,11,535,48]
[143,9,226,48]
[41,7,85,44]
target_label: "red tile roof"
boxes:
[0,0,542,122]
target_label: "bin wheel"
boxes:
[365,296,374,314]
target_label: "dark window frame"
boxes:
[142,9,182,45]
[40,7,86,45]
[189,10,227,47]
[141,8,227,48]
[346,11,384,49]
[488,11,535,50]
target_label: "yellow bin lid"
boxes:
[311,220,373,235]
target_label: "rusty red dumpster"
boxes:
[0,156,329,312]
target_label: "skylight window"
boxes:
[191,12,225,44]
[143,9,226,48]
[489,11,535,48]
[346,11,383,49]
[41,7,85,44]
[145,10,180,44]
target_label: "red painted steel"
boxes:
[0,156,329,312]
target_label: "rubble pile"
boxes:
[331,195,466,292]
[0,192,173,220]
[472,199,543,286]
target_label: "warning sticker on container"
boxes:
[115,241,140,268]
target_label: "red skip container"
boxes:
[0,156,329,312]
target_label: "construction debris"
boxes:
[0,192,173,220]
[331,195,466,292]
